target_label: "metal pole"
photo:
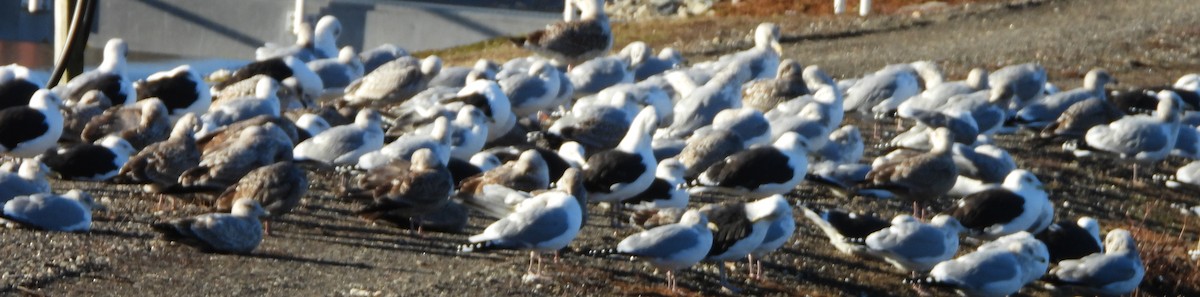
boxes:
[53,0,76,83]
[48,0,92,88]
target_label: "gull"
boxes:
[1040,97,1125,141]
[293,113,331,141]
[1,190,101,232]
[704,23,783,81]
[798,204,892,256]
[907,231,1049,297]
[42,135,135,181]
[198,78,281,138]
[429,59,498,89]
[0,90,63,158]
[844,63,920,114]
[213,161,308,234]
[676,129,744,181]
[897,67,989,118]
[742,59,808,113]
[151,198,269,254]
[352,149,454,231]
[951,170,1050,239]
[989,63,1047,112]
[117,113,201,191]
[849,128,958,216]
[359,43,409,74]
[178,123,293,190]
[293,109,384,166]
[256,15,341,62]
[583,107,658,224]
[343,55,442,106]
[948,143,1017,196]
[706,107,772,147]
[623,159,689,211]
[865,214,963,272]
[357,116,452,170]
[693,132,811,198]
[662,65,751,138]
[307,46,365,90]
[0,159,50,204]
[83,98,171,149]
[61,90,111,144]
[134,65,212,123]
[456,150,552,218]
[211,56,324,105]
[747,195,795,280]
[1015,69,1114,128]
[976,231,1052,285]
[701,195,789,292]
[620,41,683,81]
[587,209,712,292]
[511,0,612,67]
[502,60,562,118]
[1085,90,1183,179]
[1035,217,1102,263]
[458,190,583,277]
[0,63,42,110]
[568,54,632,96]
[1045,229,1144,296]
[53,39,135,106]
[816,125,864,164]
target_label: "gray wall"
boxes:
[0,1,54,43]
[2,0,558,59]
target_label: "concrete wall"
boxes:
[1,0,558,59]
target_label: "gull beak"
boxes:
[771,41,784,55]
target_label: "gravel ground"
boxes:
[4,0,1200,296]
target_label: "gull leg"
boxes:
[610,203,625,228]
[667,270,676,293]
[746,255,756,280]
[718,262,740,293]
[756,258,764,281]
[536,252,544,275]
[527,251,538,276]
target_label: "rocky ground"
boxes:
[4,0,1200,296]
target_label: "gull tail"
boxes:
[804,173,851,195]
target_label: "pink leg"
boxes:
[528,251,536,275]
[668,270,676,293]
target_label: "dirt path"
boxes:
[4,0,1199,296]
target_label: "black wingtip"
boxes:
[458,241,499,253]
[804,173,846,189]
[903,276,951,288]
[149,221,185,239]
[585,248,620,257]
[804,174,853,198]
